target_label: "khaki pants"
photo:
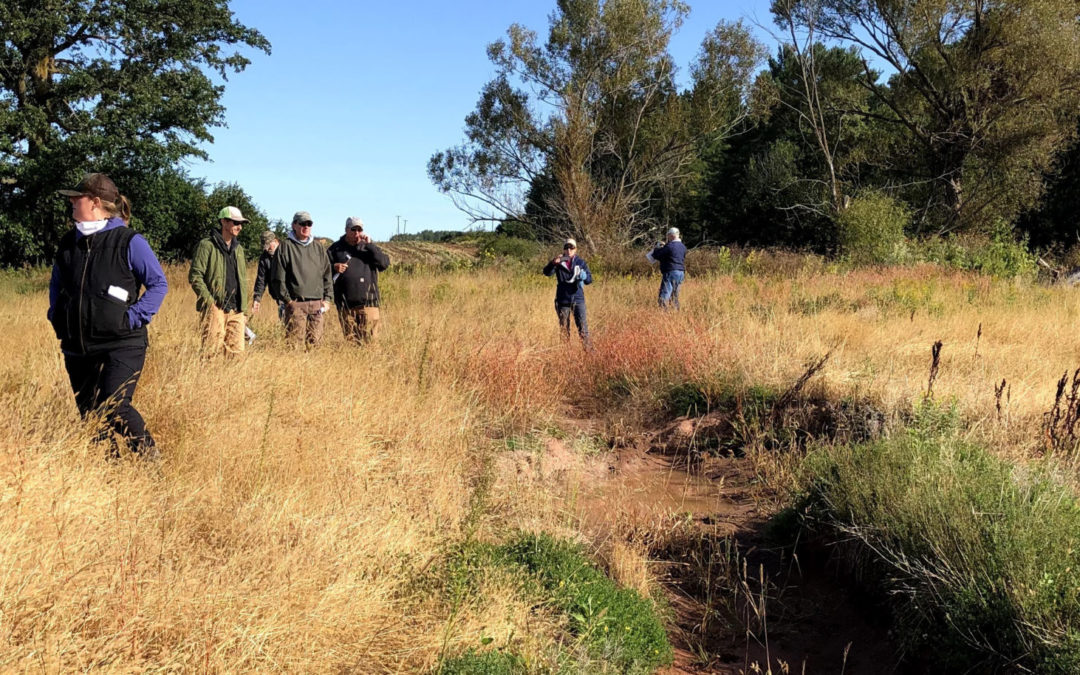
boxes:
[201,306,246,357]
[338,306,381,344]
[283,300,326,347]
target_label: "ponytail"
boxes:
[100,194,133,224]
[118,195,132,224]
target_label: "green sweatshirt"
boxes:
[272,235,333,303]
[189,231,249,313]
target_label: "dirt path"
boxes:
[547,422,911,675]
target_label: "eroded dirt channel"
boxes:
[524,408,915,674]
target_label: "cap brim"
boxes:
[57,189,84,197]
[233,218,249,223]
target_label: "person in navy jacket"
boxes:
[49,173,168,460]
[542,238,593,348]
[647,227,687,309]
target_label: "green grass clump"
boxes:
[798,404,1080,673]
[440,533,673,673]
[438,649,527,674]
[499,534,673,673]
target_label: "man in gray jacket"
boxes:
[272,211,333,347]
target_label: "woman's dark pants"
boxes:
[64,345,156,455]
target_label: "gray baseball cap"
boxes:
[345,216,364,231]
[292,211,313,225]
[260,230,277,245]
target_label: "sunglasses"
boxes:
[298,222,313,227]
[224,219,243,226]
[564,245,576,250]
[350,227,363,232]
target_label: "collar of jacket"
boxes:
[211,228,239,254]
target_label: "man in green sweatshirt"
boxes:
[189,206,250,356]
[272,210,333,347]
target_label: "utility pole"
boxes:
[396,215,400,236]
[403,219,408,235]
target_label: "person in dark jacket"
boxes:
[647,227,687,309]
[251,230,282,321]
[328,217,390,344]
[542,238,593,348]
[188,206,250,356]
[49,173,168,460]
[272,211,333,347]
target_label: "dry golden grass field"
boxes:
[2,258,1079,672]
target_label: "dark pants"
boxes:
[64,345,155,455]
[556,302,590,348]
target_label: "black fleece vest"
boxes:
[51,226,147,353]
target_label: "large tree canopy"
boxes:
[0,0,270,264]
[775,0,1080,234]
[430,0,765,250]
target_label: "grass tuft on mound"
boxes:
[798,404,1080,673]
[440,532,673,673]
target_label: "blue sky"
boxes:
[187,0,777,241]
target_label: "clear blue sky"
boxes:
[187,0,777,241]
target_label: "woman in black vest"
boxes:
[48,173,169,459]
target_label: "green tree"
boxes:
[429,0,765,250]
[779,0,1080,234]
[0,0,270,264]
[698,43,879,250]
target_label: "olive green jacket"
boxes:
[189,231,249,313]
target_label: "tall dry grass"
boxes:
[1,260,1079,670]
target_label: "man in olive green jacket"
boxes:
[189,206,250,356]
[272,211,333,347]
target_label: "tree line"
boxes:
[0,0,274,265]
[430,0,1080,261]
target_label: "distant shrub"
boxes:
[914,224,1037,278]
[475,234,543,264]
[834,191,910,265]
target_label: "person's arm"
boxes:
[580,260,593,285]
[363,243,390,271]
[188,240,214,311]
[543,260,557,276]
[127,234,169,328]
[321,254,333,305]
[252,255,268,303]
[272,246,291,303]
[652,244,670,264]
[47,260,61,321]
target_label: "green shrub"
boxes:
[438,649,527,674]
[834,191,910,265]
[663,382,710,416]
[476,234,544,264]
[797,404,1080,672]
[914,224,1037,278]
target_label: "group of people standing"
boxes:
[189,208,390,356]
[46,173,390,461]
[46,172,687,461]
[543,227,687,348]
